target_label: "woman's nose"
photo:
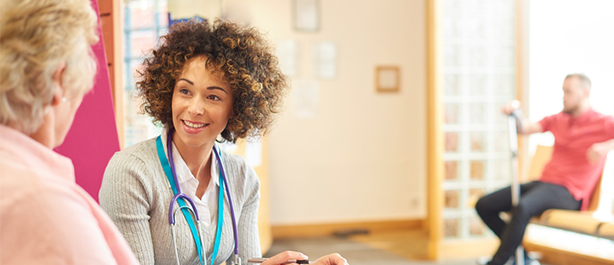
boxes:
[187,97,205,116]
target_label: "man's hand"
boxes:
[314,253,349,265]
[501,100,544,134]
[587,141,613,164]
[501,100,521,115]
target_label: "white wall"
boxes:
[246,0,427,225]
[528,0,614,148]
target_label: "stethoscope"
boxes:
[156,128,240,265]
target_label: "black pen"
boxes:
[247,258,314,264]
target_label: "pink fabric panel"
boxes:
[55,0,119,202]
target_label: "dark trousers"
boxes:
[475,181,581,265]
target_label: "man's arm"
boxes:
[517,120,544,135]
[502,100,544,135]
[586,138,614,164]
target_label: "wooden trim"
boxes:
[439,238,499,260]
[255,138,272,254]
[97,0,123,149]
[425,0,443,260]
[112,0,124,149]
[525,241,614,265]
[271,219,424,239]
[226,139,272,253]
[515,0,530,182]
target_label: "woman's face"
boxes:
[171,56,234,149]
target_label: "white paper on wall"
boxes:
[244,139,262,167]
[294,0,319,31]
[276,39,299,77]
[312,41,337,79]
[292,79,319,119]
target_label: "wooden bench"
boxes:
[526,145,613,237]
[598,222,614,240]
[522,145,614,264]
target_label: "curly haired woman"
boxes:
[99,20,348,265]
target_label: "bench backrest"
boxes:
[526,145,605,212]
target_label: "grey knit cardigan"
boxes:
[99,137,261,265]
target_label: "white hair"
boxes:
[0,0,99,134]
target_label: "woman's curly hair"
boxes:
[136,19,287,143]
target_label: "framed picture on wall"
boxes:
[293,0,320,32]
[376,66,400,92]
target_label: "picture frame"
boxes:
[375,66,400,92]
[293,0,320,32]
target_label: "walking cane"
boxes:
[508,105,524,265]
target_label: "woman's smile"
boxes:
[182,119,209,133]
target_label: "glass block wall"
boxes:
[441,0,517,240]
[123,0,168,147]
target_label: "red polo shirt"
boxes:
[539,109,614,210]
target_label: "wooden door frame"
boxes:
[425,0,527,259]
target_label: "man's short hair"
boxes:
[565,73,592,89]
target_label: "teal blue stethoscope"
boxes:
[156,128,240,265]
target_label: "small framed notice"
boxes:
[293,0,320,32]
[376,66,400,92]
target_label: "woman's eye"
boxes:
[208,95,221,101]
[179,88,190,95]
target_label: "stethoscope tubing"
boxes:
[171,205,205,264]
[167,128,202,223]
[166,127,241,264]
[214,149,239,256]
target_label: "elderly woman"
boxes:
[0,0,138,264]
[99,20,347,265]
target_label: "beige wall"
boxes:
[168,0,221,20]
[247,0,427,225]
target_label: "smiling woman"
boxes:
[99,20,349,265]
[137,20,286,143]
[172,56,233,149]
[171,56,235,198]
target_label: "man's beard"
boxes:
[563,104,578,114]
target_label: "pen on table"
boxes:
[247,258,315,264]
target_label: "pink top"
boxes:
[0,125,138,264]
[539,109,614,210]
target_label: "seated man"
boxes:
[475,73,614,265]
